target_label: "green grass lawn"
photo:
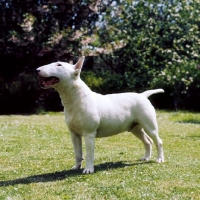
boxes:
[0,111,199,200]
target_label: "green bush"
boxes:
[151,61,200,110]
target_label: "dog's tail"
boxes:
[141,89,164,98]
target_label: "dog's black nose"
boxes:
[36,69,40,74]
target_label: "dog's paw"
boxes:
[140,156,151,162]
[83,167,94,174]
[71,164,82,170]
[156,157,164,163]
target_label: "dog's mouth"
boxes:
[38,76,59,89]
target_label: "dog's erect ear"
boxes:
[74,56,85,77]
[75,56,85,70]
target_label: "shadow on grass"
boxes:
[0,161,153,186]
[176,119,200,124]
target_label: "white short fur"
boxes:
[36,56,164,174]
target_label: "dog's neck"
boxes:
[55,78,92,108]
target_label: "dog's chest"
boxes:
[63,105,99,135]
[64,110,83,135]
[67,120,83,135]
[64,108,91,135]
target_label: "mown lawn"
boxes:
[0,111,199,200]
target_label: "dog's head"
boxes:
[36,56,85,89]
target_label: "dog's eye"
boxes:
[57,63,62,66]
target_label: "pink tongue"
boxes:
[46,80,52,85]
[43,78,58,86]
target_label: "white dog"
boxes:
[36,56,164,174]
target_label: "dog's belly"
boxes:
[96,121,134,138]
[96,129,126,138]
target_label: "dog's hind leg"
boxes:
[136,107,164,163]
[131,125,153,161]
[146,128,164,163]
[145,128,164,163]
[70,132,83,170]
[139,119,164,163]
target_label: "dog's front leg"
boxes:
[83,133,96,174]
[70,132,83,170]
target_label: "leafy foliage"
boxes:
[0,0,100,113]
[1,0,200,112]
[86,0,200,110]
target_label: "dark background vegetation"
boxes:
[1,0,200,114]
